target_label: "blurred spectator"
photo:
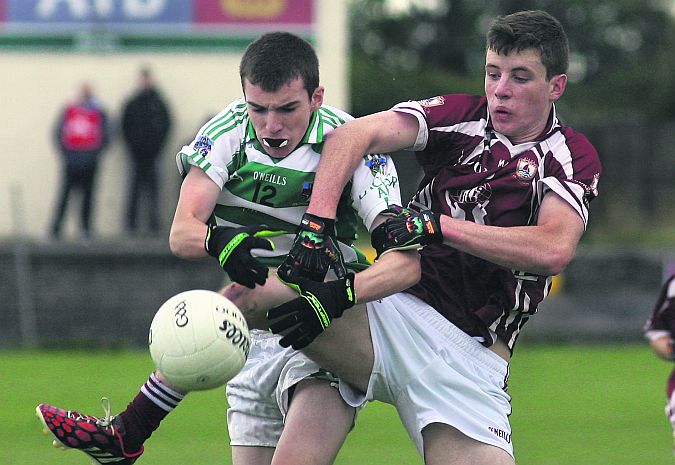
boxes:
[50,82,110,240]
[121,66,172,236]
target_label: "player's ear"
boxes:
[310,86,324,111]
[549,74,567,102]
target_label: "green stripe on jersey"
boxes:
[203,103,248,140]
[318,107,347,129]
[187,151,212,172]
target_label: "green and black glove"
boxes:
[277,213,347,283]
[267,271,356,350]
[205,224,283,289]
[371,205,443,259]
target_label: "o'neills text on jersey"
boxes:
[253,171,287,186]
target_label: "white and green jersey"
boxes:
[176,99,400,270]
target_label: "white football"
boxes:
[149,290,250,392]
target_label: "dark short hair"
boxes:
[239,32,319,99]
[486,10,569,79]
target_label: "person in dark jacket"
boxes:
[51,82,110,240]
[121,67,172,235]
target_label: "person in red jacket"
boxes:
[50,82,110,240]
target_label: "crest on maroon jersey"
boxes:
[515,157,538,182]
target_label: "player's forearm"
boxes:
[307,125,369,219]
[308,111,413,219]
[168,217,210,259]
[439,215,580,276]
[354,250,421,303]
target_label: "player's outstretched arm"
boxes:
[306,110,420,219]
[222,268,299,330]
[171,168,283,288]
[437,192,584,276]
[371,205,443,259]
[169,168,220,258]
[268,249,421,349]
[278,111,419,281]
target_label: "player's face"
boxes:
[485,48,567,144]
[243,77,324,158]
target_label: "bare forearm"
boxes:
[170,168,221,259]
[439,216,579,276]
[307,111,420,218]
[307,126,369,218]
[169,217,209,259]
[437,192,586,276]
[354,250,421,303]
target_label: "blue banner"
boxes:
[7,0,191,28]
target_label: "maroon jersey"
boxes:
[393,94,602,352]
[644,275,675,341]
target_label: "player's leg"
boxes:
[226,330,287,465]
[223,273,362,465]
[272,378,356,465]
[295,306,374,393]
[225,272,375,393]
[301,293,515,464]
[34,271,288,463]
[36,371,182,464]
[225,327,358,465]
[232,446,275,465]
[665,369,675,452]
[422,423,514,465]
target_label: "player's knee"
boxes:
[221,283,269,329]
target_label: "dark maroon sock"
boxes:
[117,373,184,453]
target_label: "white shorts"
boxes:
[226,329,364,447]
[365,293,513,457]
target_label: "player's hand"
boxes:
[205,225,284,289]
[371,205,443,259]
[267,272,356,349]
[277,213,347,283]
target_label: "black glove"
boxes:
[371,205,443,259]
[277,213,347,283]
[267,272,356,349]
[205,224,282,289]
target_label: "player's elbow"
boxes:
[399,251,422,288]
[168,229,189,258]
[542,244,577,276]
[408,260,422,287]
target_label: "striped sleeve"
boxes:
[538,127,601,229]
[175,99,249,188]
[391,100,429,151]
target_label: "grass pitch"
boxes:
[1,344,671,465]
